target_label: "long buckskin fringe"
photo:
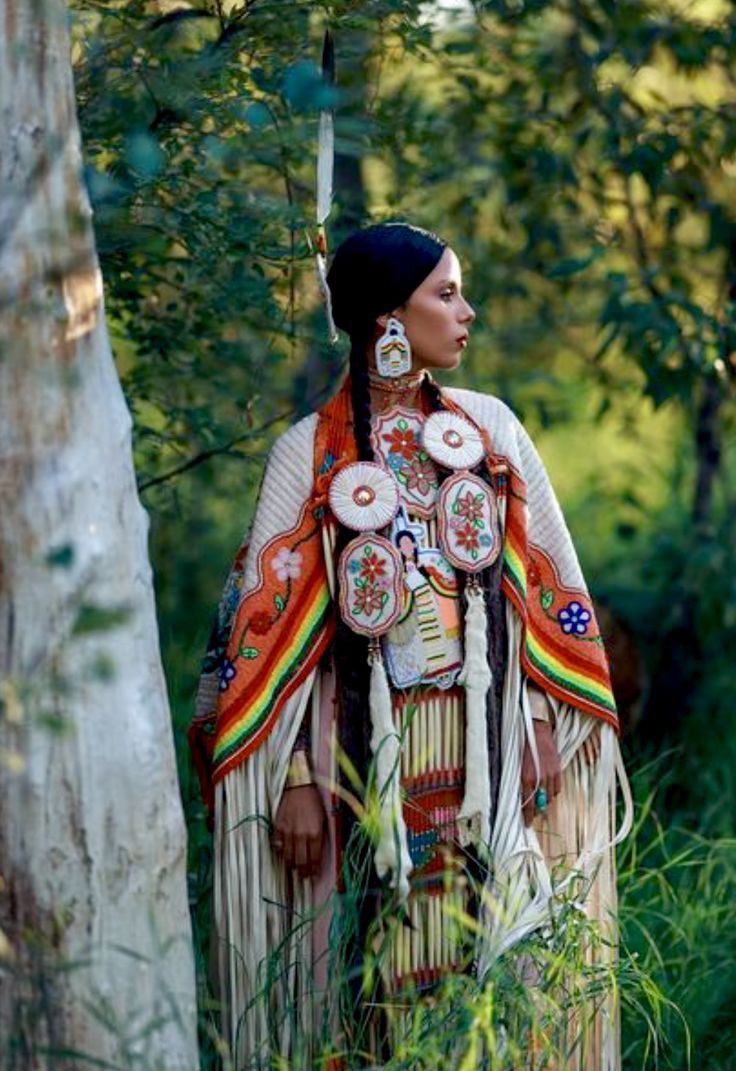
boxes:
[204,382,632,1069]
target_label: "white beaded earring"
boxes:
[374,316,412,378]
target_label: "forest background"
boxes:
[52,0,736,1066]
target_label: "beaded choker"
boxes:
[367,367,427,395]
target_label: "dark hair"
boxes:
[326,222,447,461]
[394,528,418,560]
[327,225,449,874]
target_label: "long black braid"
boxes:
[332,332,374,853]
[348,333,374,462]
[324,223,508,1020]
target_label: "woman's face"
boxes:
[397,533,416,561]
[377,246,476,372]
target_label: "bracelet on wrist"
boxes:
[285,749,315,789]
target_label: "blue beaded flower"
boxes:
[557,600,591,635]
[219,657,237,692]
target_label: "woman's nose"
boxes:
[460,298,476,323]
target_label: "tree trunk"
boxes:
[0,3,198,1068]
[692,375,722,528]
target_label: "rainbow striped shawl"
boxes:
[190,379,617,806]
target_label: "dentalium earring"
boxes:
[375,317,412,378]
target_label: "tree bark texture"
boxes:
[0,3,198,1068]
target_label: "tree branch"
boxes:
[137,381,335,493]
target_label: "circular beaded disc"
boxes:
[328,461,400,531]
[422,411,485,471]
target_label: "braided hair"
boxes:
[326,223,504,894]
[325,223,449,893]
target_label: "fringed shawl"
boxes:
[193,378,632,1071]
[190,378,617,809]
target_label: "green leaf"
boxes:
[274,593,285,612]
[124,131,166,178]
[240,646,260,659]
[541,588,554,611]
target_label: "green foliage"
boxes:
[67,0,736,1066]
[620,764,736,1069]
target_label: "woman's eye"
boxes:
[440,290,453,301]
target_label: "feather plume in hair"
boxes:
[315,30,338,344]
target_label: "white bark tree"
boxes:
[0,2,199,1068]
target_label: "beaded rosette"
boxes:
[329,414,501,638]
[330,462,404,637]
[422,411,500,574]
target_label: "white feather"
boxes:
[316,109,334,227]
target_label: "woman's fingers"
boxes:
[294,833,309,876]
[551,769,562,799]
[521,777,536,826]
[272,784,327,877]
[521,721,563,825]
[293,831,322,879]
[306,830,323,878]
[283,829,295,871]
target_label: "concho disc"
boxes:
[329,461,400,532]
[422,411,485,471]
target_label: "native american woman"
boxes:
[190,223,631,1069]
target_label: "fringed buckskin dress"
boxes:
[190,374,631,1070]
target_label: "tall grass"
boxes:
[183,751,736,1071]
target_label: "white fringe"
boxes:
[214,670,318,1067]
[457,581,493,847]
[369,652,413,900]
[477,604,633,1070]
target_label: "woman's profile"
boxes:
[190,221,631,1069]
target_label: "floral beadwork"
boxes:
[357,548,387,583]
[248,610,273,637]
[371,407,439,518]
[403,455,436,497]
[455,490,484,525]
[558,601,592,636]
[338,534,404,637]
[219,658,237,692]
[271,547,302,582]
[383,424,418,460]
[437,471,500,573]
[455,523,481,552]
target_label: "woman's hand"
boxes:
[521,720,562,827]
[272,784,327,879]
